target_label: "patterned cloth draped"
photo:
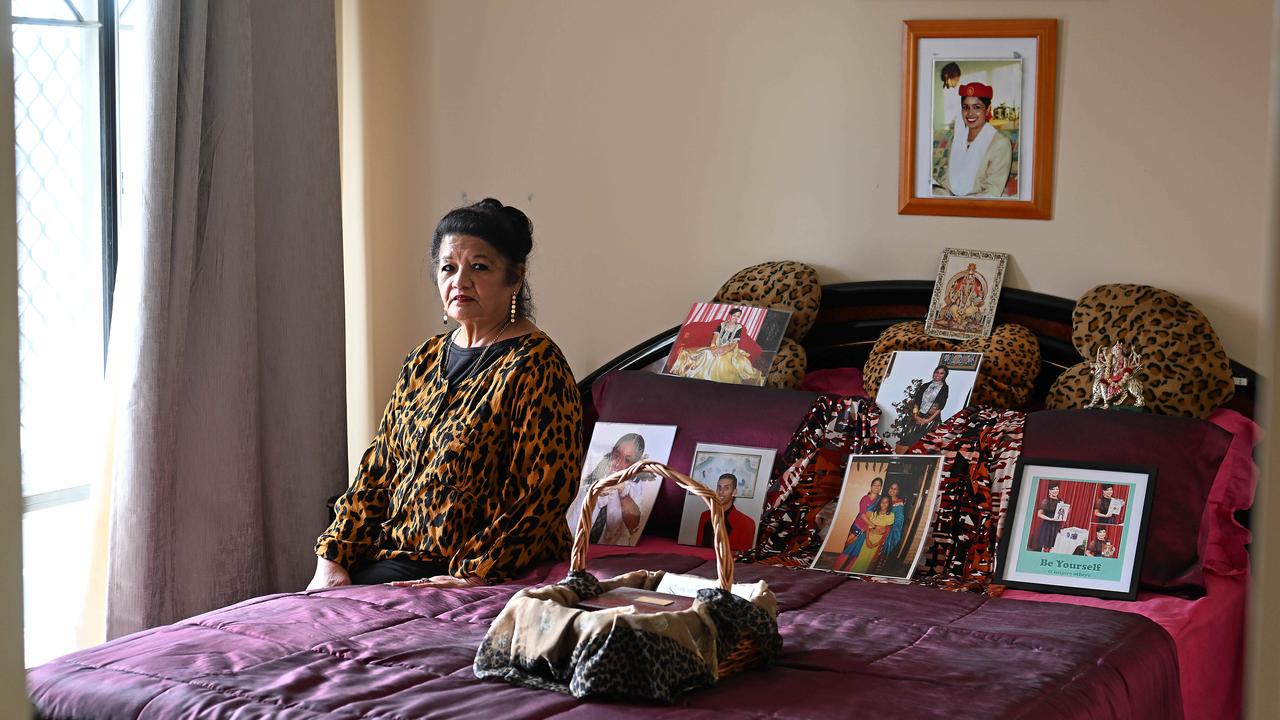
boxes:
[739,396,890,568]
[910,408,1025,593]
[741,395,1025,594]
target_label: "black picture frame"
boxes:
[996,457,1157,601]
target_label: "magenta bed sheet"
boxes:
[29,554,1181,720]
[1001,408,1258,720]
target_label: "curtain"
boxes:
[103,0,347,638]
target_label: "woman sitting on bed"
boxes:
[307,198,583,590]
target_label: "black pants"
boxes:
[349,558,449,585]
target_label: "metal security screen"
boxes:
[13,0,118,667]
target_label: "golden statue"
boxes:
[1086,342,1146,410]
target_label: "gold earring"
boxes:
[509,294,518,322]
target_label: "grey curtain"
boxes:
[105,0,347,638]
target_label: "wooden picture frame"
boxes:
[898,19,1058,220]
[996,458,1156,601]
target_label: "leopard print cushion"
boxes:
[1046,284,1233,418]
[713,261,821,342]
[862,321,1040,409]
[766,337,806,389]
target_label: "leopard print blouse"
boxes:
[315,330,583,581]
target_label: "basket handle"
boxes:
[570,459,734,591]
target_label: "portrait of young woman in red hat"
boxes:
[929,60,1021,199]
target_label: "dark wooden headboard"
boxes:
[578,280,1258,418]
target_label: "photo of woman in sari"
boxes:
[668,307,766,385]
[831,477,883,571]
[874,480,910,571]
[842,496,896,573]
[811,455,944,580]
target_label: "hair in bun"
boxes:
[431,198,535,318]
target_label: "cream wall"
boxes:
[339,0,1273,462]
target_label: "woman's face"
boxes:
[1049,486,1060,498]
[933,367,947,382]
[888,483,900,499]
[728,311,741,324]
[869,479,882,495]
[609,439,643,470]
[961,96,989,131]
[436,234,520,327]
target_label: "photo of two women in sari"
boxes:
[811,456,944,580]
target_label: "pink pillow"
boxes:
[1202,409,1258,578]
[798,367,867,397]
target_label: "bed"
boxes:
[28,281,1257,719]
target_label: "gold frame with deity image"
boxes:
[924,247,1009,341]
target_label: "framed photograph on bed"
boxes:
[676,443,776,552]
[662,302,792,387]
[924,247,1009,340]
[996,458,1156,600]
[566,422,679,546]
[874,350,982,453]
[898,19,1058,220]
[811,455,944,580]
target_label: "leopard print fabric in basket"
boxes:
[474,570,781,703]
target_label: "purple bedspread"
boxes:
[29,554,1182,719]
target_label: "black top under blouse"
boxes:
[444,337,521,384]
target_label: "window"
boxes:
[13,0,118,666]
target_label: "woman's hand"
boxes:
[388,575,487,589]
[306,558,351,591]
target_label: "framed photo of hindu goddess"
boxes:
[924,247,1009,340]
[898,19,1058,220]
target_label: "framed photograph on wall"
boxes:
[996,458,1156,600]
[924,248,1010,340]
[898,19,1058,220]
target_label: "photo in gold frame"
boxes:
[898,19,1058,220]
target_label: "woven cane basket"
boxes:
[473,459,781,701]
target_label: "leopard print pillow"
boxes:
[1046,284,1233,418]
[713,261,821,342]
[766,337,806,389]
[862,321,1040,409]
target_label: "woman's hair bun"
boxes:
[431,197,534,265]
[497,202,533,257]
